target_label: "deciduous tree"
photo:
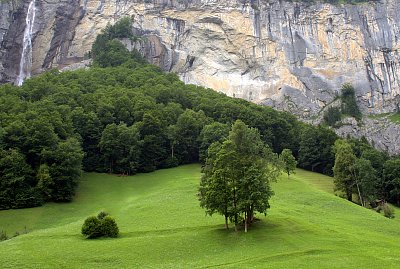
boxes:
[333,140,356,201]
[199,120,280,232]
[280,148,297,178]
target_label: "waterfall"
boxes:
[16,0,36,86]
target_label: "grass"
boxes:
[368,112,400,124]
[389,113,400,124]
[1,164,400,268]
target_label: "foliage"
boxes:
[298,125,337,175]
[81,216,101,239]
[0,230,7,241]
[92,17,132,55]
[0,149,42,209]
[199,120,281,232]
[382,158,400,206]
[323,106,342,127]
[333,139,356,201]
[340,83,362,120]
[97,211,109,220]
[280,149,297,178]
[81,212,119,239]
[91,17,146,68]
[198,122,230,163]
[99,123,140,174]
[382,203,395,219]
[101,216,119,238]
[354,158,377,206]
[332,138,396,207]
[322,84,361,127]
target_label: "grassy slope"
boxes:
[1,165,399,268]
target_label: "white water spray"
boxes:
[16,0,36,86]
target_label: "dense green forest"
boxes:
[0,18,398,211]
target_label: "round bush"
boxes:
[81,213,119,239]
[102,216,119,238]
[81,216,101,238]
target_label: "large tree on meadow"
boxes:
[199,120,280,232]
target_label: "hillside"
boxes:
[0,165,399,268]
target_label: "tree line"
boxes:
[333,138,400,210]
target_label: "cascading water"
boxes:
[16,0,36,86]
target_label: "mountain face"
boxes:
[1,0,399,153]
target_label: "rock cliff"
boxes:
[0,0,399,152]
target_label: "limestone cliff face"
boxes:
[1,0,400,152]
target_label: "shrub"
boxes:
[102,216,119,238]
[81,213,119,239]
[341,84,362,120]
[97,211,109,220]
[323,107,341,127]
[0,230,8,241]
[81,216,102,239]
[383,203,395,219]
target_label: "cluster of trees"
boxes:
[323,84,361,127]
[333,138,400,209]
[199,120,283,232]
[1,23,313,209]
[0,17,394,213]
[0,88,84,209]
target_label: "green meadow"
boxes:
[0,164,399,268]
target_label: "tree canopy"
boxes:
[199,120,281,232]
[280,149,297,178]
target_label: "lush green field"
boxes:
[0,165,399,268]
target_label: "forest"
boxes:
[0,17,398,212]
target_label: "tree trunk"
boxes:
[346,187,352,202]
[244,211,247,233]
[233,185,238,232]
[355,180,364,207]
[224,215,229,229]
[248,208,253,224]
